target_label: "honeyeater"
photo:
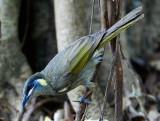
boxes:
[22,7,144,107]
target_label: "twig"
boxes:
[100,0,108,29]
[99,44,119,121]
[17,107,25,121]
[114,46,123,121]
[75,88,92,121]
[107,0,123,120]
[19,98,63,121]
[80,104,88,121]
[99,1,109,120]
[19,98,37,121]
[89,0,95,34]
[99,0,118,120]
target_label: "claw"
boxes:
[98,57,104,61]
[78,96,91,104]
[93,57,104,63]
[73,96,91,104]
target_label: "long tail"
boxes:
[97,6,144,50]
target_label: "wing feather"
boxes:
[67,30,106,74]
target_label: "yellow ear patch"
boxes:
[37,79,47,86]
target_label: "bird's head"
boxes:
[22,72,54,107]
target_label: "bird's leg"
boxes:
[92,48,104,64]
[75,96,92,104]
[73,82,96,104]
[73,49,104,104]
[73,90,93,104]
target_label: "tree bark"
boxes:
[0,0,32,120]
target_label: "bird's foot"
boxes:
[73,89,93,104]
[73,96,92,104]
[93,57,104,63]
[78,96,91,104]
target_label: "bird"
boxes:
[22,7,144,107]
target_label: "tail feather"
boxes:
[97,6,144,50]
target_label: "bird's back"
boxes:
[41,30,106,89]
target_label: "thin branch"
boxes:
[80,104,88,121]
[99,43,119,120]
[75,88,92,121]
[107,0,123,120]
[19,98,63,121]
[89,0,95,34]
[100,0,108,29]
[17,107,25,121]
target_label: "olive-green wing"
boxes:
[67,30,106,75]
[66,6,144,75]
[54,31,105,93]
[56,6,144,93]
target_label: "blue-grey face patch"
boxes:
[22,72,44,107]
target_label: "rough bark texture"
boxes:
[54,0,87,52]
[0,0,32,120]
[54,0,115,120]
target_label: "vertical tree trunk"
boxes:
[0,0,32,120]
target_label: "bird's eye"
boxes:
[26,83,34,95]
